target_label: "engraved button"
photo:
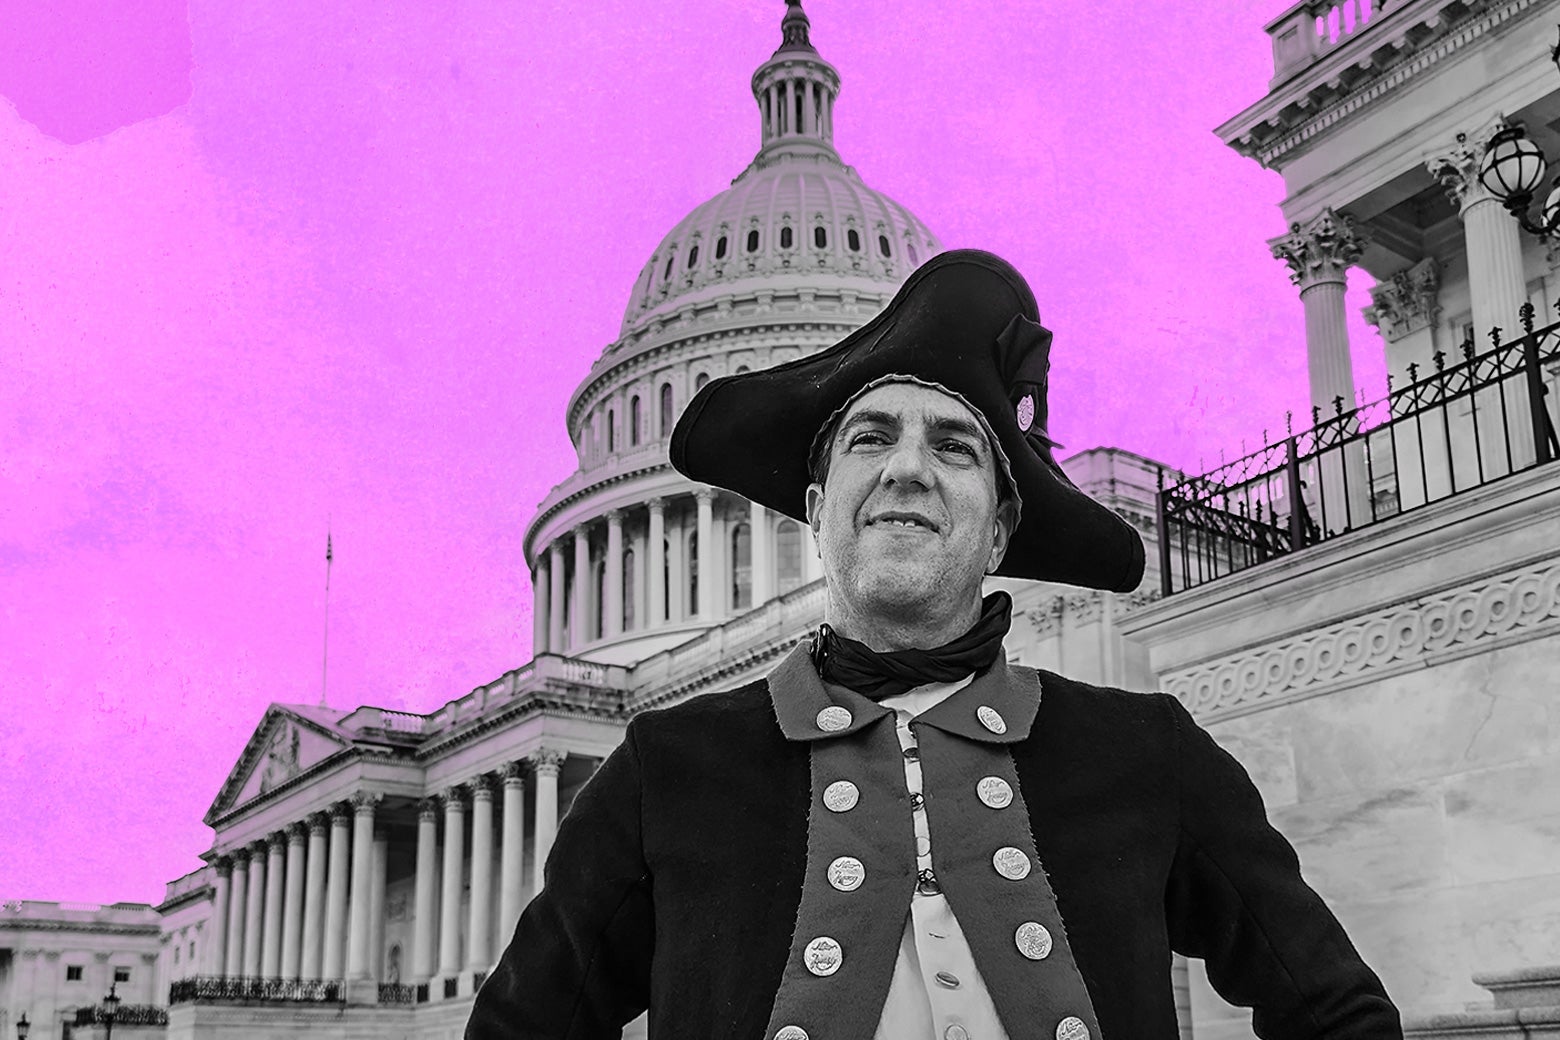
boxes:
[1015,921,1054,960]
[1055,1017,1089,1040]
[934,970,961,989]
[1017,393,1036,432]
[946,1025,971,1040]
[902,745,920,762]
[909,792,925,811]
[917,869,942,896]
[815,706,852,732]
[977,705,1007,734]
[993,846,1032,881]
[775,1029,809,1040]
[803,936,843,977]
[977,776,1013,809]
[823,781,859,813]
[827,856,865,892]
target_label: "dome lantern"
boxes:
[751,0,841,165]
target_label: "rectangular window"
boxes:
[66,965,84,981]
[114,967,131,983]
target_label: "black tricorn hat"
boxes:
[669,248,1145,592]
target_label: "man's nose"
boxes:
[879,438,934,488]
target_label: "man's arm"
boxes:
[466,721,653,1040]
[1162,695,1403,1040]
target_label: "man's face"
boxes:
[805,382,1017,631]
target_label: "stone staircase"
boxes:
[1405,966,1560,1038]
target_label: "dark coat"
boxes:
[467,649,1402,1040]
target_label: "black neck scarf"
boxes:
[810,591,1013,701]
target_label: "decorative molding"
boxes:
[1363,257,1441,342]
[1165,557,1560,722]
[1269,208,1368,290]
[1427,114,1511,211]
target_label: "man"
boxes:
[467,250,1403,1039]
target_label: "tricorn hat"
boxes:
[669,248,1144,592]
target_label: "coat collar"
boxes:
[768,640,1041,745]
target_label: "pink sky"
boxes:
[0,0,1386,904]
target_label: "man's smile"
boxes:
[866,511,940,533]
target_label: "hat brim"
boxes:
[668,249,1145,592]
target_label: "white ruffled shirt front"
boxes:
[873,676,1012,1040]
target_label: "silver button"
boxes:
[827,856,865,892]
[1016,921,1054,960]
[1055,1017,1089,1040]
[934,970,960,989]
[822,780,859,813]
[775,1028,809,1040]
[976,705,1007,734]
[977,776,1013,809]
[803,936,843,976]
[815,706,852,732]
[993,846,1032,881]
[946,1025,971,1040]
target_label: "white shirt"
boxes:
[873,677,1011,1040]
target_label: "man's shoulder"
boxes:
[1028,668,1180,733]
[628,674,780,743]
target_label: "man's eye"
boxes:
[849,431,889,447]
[939,440,977,456]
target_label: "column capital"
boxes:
[605,508,625,524]
[573,520,593,538]
[528,748,567,776]
[548,539,566,559]
[647,496,666,514]
[350,790,382,814]
[417,797,441,822]
[214,856,234,878]
[442,783,468,808]
[1427,114,1512,211]
[329,801,353,825]
[287,820,309,843]
[249,838,271,857]
[1268,208,1367,291]
[501,760,528,787]
[694,486,716,504]
[307,811,331,836]
[267,829,289,849]
[469,773,495,799]
[1362,257,1441,342]
[231,847,252,866]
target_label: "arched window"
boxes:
[593,558,606,641]
[878,235,892,258]
[687,531,699,615]
[664,255,675,279]
[622,548,636,631]
[847,228,861,252]
[746,229,760,253]
[695,372,710,391]
[386,944,402,985]
[687,245,699,268]
[660,383,674,435]
[731,523,752,611]
[630,395,641,446]
[907,242,918,265]
[735,365,750,374]
[606,408,615,453]
[780,226,793,249]
[715,235,728,259]
[814,226,827,248]
[776,520,804,594]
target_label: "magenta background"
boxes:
[0,0,1386,903]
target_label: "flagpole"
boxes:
[321,524,333,708]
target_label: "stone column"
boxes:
[280,823,307,978]
[346,792,380,980]
[498,762,527,943]
[695,489,715,617]
[667,512,686,622]
[532,555,550,655]
[206,858,232,975]
[750,500,772,606]
[224,850,249,976]
[300,813,329,979]
[242,841,266,976]
[530,750,566,889]
[570,525,591,647]
[1430,118,1535,472]
[466,776,496,972]
[438,787,466,979]
[323,804,351,979]
[647,499,666,626]
[604,510,625,639]
[412,799,439,983]
[369,828,388,983]
[547,541,566,652]
[261,833,286,977]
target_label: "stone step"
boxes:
[1474,965,1560,1011]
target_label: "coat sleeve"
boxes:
[466,720,653,1040]
[1162,695,1403,1040]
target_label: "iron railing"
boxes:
[73,1005,169,1027]
[378,983,416,1005]
[1158,303,1560,595]
[167,975,345,1005]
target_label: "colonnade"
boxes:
[533,491,821,655]
[201,750,571,988]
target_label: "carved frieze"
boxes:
[1363,257,1441,342]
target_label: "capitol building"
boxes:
[5,1,1560,1039]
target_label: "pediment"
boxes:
[205,706,354,823]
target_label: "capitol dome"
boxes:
[524,0,941,665]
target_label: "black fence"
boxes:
[167,976,345,1005]
[1157,303,1560,595]
[378,983,416,1005]
[73,1005,169,1027]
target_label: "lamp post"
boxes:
[15,1013,29,1040]
[1475,31,1560,239]
[102,981,121,1040]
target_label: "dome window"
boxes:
[607,408,616,453]
[695,372,710,391]
[814,226,827,248]
[630,395,642,446]
[847,229,861,252]
[908,242,918,265]
[746,229,760,253]
[687,246,699,269]
[878,235,892,258]
[780,226,793,249]
[659,383,674,435]
[715,235,728,259]
[664,255,675,279]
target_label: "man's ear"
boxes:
[805,482,825,536]
[987,498,1021,573]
